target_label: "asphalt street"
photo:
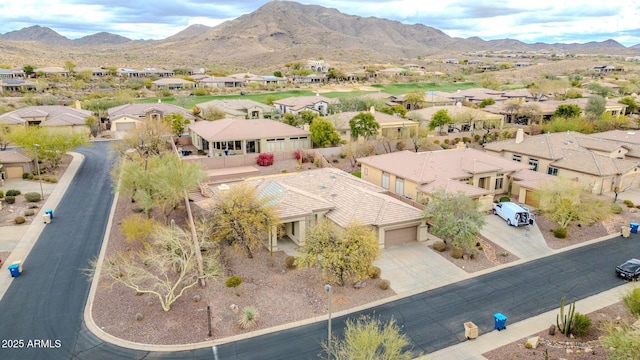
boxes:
[0,142,637,359]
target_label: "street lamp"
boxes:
[324,284,332,360]
[33,144,44,201]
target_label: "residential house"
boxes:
[483,130,640,195]
[108,103,197,132]
[306,60,330,73]
[197,99,274,119]
[357,147,534,211]
[193,75,245,88]
[327,109,419,142]
[272,95,338,116]
[192,168,428,249]
[0,79,36,93]
[228,73,286,87]
[75,67,110,78]
[188,118,310,156]
[0,105,93,134]
[0,150,33,180]
[34,67,69,77]
[409,104,504,132]
[151,77,195,90]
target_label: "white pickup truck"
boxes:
[493,202,534,227]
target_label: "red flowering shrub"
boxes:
[257,153,274,166]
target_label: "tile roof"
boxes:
[551,149,638,176]
[0,106,93,125]
[0,150,31,163]
[272,95,338,111]
[107,103,196,121]
[328,111,417,131]
[195,168,423,227]
[591,130,640,145]
[197,99,274,117]
[417,178,492,197]
[484,131,585,159]
[188,118,309,141]
[358,148,531,184]
[408,105,503,122]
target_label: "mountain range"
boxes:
[1,1,639,69]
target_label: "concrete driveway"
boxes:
[375,242,469,294]
[481,214,554,260]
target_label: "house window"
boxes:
[459,177,470,184]
[395,177,404,196]
[495,177,504,190]
[547,167,559,176]
[364,168,368,176]
[528,158,538,171]
[382,172,390,190]
[512,154,522,162]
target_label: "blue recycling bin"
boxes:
[8,264,20,277]
[494,313,507,331]
[45,209,53,219]
[631,222,639,234]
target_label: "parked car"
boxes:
[493,202,534,227]
[615,258,640,280]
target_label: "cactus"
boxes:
[556,296,576,336]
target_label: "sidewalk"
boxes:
[0,152,84,302]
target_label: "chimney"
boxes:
[370,106,375,114]
[515,128,524,144]
[75,100,81,110]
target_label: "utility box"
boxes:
[464,321,478,339]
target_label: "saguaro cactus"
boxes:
[556,296,576,336]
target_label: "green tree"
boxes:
[422,189,486,254]
[282,113,301,127]
[299,110,318,125]
[273,70,283,78]
[297,220,380,286]
[587,83,612,97]
[23,65,35,77]
[85,115,100,138]
[554,104,582,118]
[208,183,278,259]
[202,106,226,121]
[95,222,221,312]
[310,117,340,147]
[404,91,425,110]
[585,95,607,119]
[164,112,191,137]
[116,152,206,222]
[428,109,452,135]
[0,125,11,150]
[110,118,172,158]
[537,178,611,229]
[349,112,380,139]
[9,126,87,170]
[619,96,639,114]
[479,98,496,108]
[328,315,414,360]
[64,60,76,74]
[408,125,432,152]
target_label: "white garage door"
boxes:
[385,226,417,247]
[116,121,136,131]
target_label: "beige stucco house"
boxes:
[193,168,428,249]
[408,104,504,132]
[188,118,311,156]
[108,103,197,133]
[484,130,640,195]
[327,109,419,142]
[358,147,535,211]
[0,105,92,134]
[272,95,338,116]
[0,150,33,180]
[197,99,274,119]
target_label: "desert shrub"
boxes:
[0,190,3,198]
[450,246,464,259]
[395,140,406,151]
[120,214,159,243]
[5,196,15,204]
[462,137,470,143]
[24,192,41,202]
[28,203,39,209]
[433,140,440,145]
[239,306,258,329]
[339,152,347,159]
[332,159,339,163]
[553,227,568,238]
[285,255,297,269]
[14,216,26,224]
[499,196,510,202]
[440,143,449,149]
[453,137,461,144]
[256,152,274,166]
[23,209,35,216]
[611,203,623,214]
[623,199,634,208]
[443,139,450,144]
[22,172,31,179]
[226,275,243,295]
[474,134,481,142]
[571,313,592,337]
[379,279,390,290]
[622,287,640,317]
[368,266,381,279]
[5,189,20,196]
[432,240,447,252]
[44,176,57,183]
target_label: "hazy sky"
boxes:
[1,0,639,46]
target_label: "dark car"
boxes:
[615,258,640,280]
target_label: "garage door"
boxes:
[524,190,539,207]
[385,226,417,247]
[115,121,136,131]
[6,166,24,179]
